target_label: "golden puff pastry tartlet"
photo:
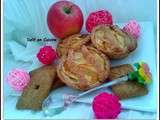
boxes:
[57,45,110,91]
[91,25,137,59]
[57,34,91,57]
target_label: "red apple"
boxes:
[47,1,83,39]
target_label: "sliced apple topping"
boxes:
[91,25,137,59]
[57,45,110,90]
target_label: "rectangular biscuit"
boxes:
[109,64,148,100]
[51,75,65,90]
[109,64,134,80]
[16,65,56,110]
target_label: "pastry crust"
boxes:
[57,34,91,57]
[57,45,110,91]
[91,25,137,59]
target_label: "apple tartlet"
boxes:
[57,45,110,90]
[91,25,137,59]
[57,34,91,57]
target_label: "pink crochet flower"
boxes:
[86,10,113,32]
[37,46,57,65]
[6,69,30,91]
[123,20,141,39]
[92,92,121,119]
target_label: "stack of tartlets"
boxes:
[56,25,137,91]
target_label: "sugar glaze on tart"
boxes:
[91,25,137,59]
[57,45,110,90]
[57,34,91,57]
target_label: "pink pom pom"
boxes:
[123,20,141,39]
[92,92,121,119]
[6,69,30,91]
[37,46,57,65]
[86,10,113,32]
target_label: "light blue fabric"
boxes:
[3,0,157,119]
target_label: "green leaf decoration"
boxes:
[137,73,145,84]
[128,62,152,85]
[128,70,146,84]
[134,62,140,69]
[128,71,139,80]
[128,72,135,80]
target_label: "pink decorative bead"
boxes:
[86,10,113,32]
[92,92,121,119]
[6,69,30,91]
[123,20,141,39]
[37,46,57,65]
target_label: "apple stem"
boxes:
[63,7,71,14]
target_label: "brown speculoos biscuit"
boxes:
[109,64,148,99]
[16,65,56,110]
[51,74,65,90]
